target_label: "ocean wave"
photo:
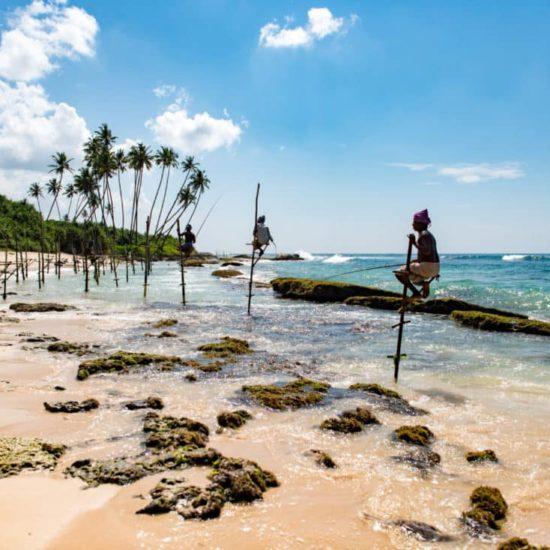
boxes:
[323,254,352,264]
[502,254,548,262]
[296,250,318,261]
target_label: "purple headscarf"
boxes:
[413,209,431,225]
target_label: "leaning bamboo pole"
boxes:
[247,183,260,316]
[176,219,186,305]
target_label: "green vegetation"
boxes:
[497,537,546,550]
[462,486,508,533]
[217,410,252,429]
[465,449,498,463]
[0,437,66,478]
[197,337,252,358]
[320,407,380,433]
[393,425,435,447]
[451,311,550,336]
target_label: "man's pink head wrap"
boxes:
[413,209,431,225]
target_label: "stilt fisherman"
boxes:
[180,224,196,258]
[252,215,273,258]
[394,209,440,299]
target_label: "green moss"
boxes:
[152,319,177,328]
[0,437,66,478]
[345,296,528,319]
[197,337,252,357]
[211,269,243,278]
[309,449,337,469]
[217,410,252,429]
[452,311,550,336]
[497,537,545,550]
[145,330,178,338]
[142,412,209,452]
[470,486,508,520]
[349,383,401,399]
[77,351,183,380]
[10,302,76,313]
[271,277,399,303]
[393,425,435,446]
[321,407,379,433]
[466,449,498,463]
[44,398,99,413]
[243,378,330,410]
[125,396,164,410]
[47,341,90,355]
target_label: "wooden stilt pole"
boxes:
[390,238,414,382]
[2,249,8,300]
[176,219,186,305]
[14,240,19,284]
[247,183,260,316]
[143,216,151,298]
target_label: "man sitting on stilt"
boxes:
[394,209,440,300]
[252,215,273,259]
[180,224,196,258]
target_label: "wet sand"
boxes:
[0,291,549,549]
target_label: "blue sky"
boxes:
[0,0,549,253]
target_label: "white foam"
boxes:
[502,254,527,261]
[323,254,351,264]
[296,250,317,261]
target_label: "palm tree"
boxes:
[47,152,72,220]
[64,183,77,220]
[127,143,153,239]
[45,178,62,219]
[186,169,210,224]
[95,123,116,149]
[114,149,127,230]
[73,168,97,221]
[150,146,179,233]
[28,182,44,215]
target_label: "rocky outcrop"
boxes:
[308,449,337,469]
[320,407,379,433]
[391,520,454,542]
[271,278,399,303]
[10,302,76,312]
[44,398,99,413]
[451,311,550,336]
[47,341,92,355]
[465,449,498,463]
[243,378,330,410]
[349,383,428,416]
[152,319,177,328]
[217,410,252,429]
[272,254,304,261]
[0,437,66,478]
[497,537,547,550]
[392,425,435,447]
[391,448,441,471]
[462,486,508,536]
[198,337,252,358]
[125,396,164,410]
[211,269,243,278]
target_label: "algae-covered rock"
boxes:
[462,486,508,536]
[243,378,330,410]
[497,537,546,550]
[308,449,337,469]
[211,269,243,278]
[391,448,441,471]
[217,410,252,429]
[125,396,164,410]
[272,254,304,261]
[145,330,178,338]
[143,412,209,451]
[466,449,498,463]
[77,351,183,380]
[10,302,76,313]
[321,407,380,433]
[271,277,399,303]
[392,520,454,542]
[393,425,435,447]
[221,261,243,267]
[208,456,279,503]
[452,311,550,337]
[44,398,99,413]
[47,341,91,355]
[185,373,197,382]
[152,319,177,328]
[197,337,251,358]
[345,296,527,319]
[0,437,66,478]
[350,383,428,416]
[183,259,205,267]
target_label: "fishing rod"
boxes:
[320,262,404,281]
[196,195,222,237]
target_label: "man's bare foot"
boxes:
[422,282,430,299]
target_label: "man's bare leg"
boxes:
[394,270,422,297]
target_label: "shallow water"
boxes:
[1,255,549,548]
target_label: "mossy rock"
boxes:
[321,407,380,433]
[10,302,76,313]
[198,337,251,358]
[142,412,209,451]
[466,449,498,463]
[44,398,99,413]
[152,319,177,328]
[211,269,243,278]
[273,254,303,261]
[452,311,550,337]
[183,259,205,267]
[271,277,399,303]
[47,341,91,355]
[497,537,546,550]
[242,378,330,410]
[391,448,441,471]
[350,383,428,416]
[217,410,252,429]
[345,296,527,319]
[393,425,435,447]
[145,330,178,338]
[221,261,243,267]
[462,486,508,536]
[77,351,183,380]
[125,396,164,410]
[391,520,455,542]
[0,437,66,478]
[309,449,337,469]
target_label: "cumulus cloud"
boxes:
[145,106,242,154]
[391,162,524,184]
[259,7,354,49]
[0,0,98,82]
[0,80,89,170]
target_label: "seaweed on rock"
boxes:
[393,425,435,447]
[217,410,252,429]
[452,311,550,337]
[308,449,337,469]
[350,383,428,416]
[125,396,164,410]
[462,486,508,536]
[0,437,66,478]
[497,538,547,550]
[466,449,498,463]
[197,337,252,358]
[142,412,209,451]
[10,302,76,313]
[44,398,99,413]
[47,341,92,355]
[242,378,330,410]
[320,407,380,433]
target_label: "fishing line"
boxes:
[196,195,222,237]
[320,262,404,281]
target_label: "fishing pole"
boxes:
[320,262,404,281]
[196,195,222,237]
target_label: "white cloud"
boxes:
[0,0,98,82]
[259,7,352,49]
[145,107,242,154]
[153,84,176,98]
[391,162,524,184]
[0,80,89,171]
